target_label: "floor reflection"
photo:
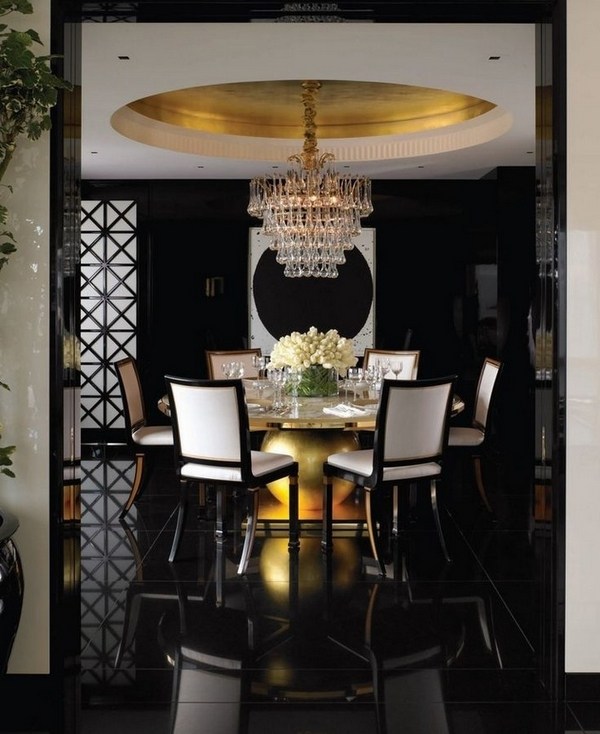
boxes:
[79,445,583,734]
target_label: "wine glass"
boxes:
[252,355,270,396]
[390,360,404,379]
[252,354,270,378]
[346,367,363,403]
[222,361,244,379]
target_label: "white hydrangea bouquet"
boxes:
[269,326,357,397]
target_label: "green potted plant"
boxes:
[0,0,72,476]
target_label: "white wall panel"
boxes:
[0,1,51,673]
[565,0,600,672]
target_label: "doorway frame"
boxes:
[44,3,565,731]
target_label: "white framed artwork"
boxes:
[249,227,375,356]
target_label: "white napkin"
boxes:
[323,403,370,417]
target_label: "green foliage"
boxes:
[0,194,17,273]
[0,0,72,184]
[0,380,14,477]
[0,0,72,477]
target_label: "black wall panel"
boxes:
[82,174,534,434]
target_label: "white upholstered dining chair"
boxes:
[164,376,299,573]
[322,375,457,575]
[447,356,502,513]
[114,356,174,518]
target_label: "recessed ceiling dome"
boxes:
[110,78,511,164]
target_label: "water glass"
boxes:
[285,366,303,414]
[267,366,287,410]
[365,364,383,399]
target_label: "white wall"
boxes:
[0,0,51,673]
[565,0,600,672]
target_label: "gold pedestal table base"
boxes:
[261,428,360,512]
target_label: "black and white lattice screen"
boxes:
[80,200,138,432]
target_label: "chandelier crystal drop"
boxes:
[247,80,373,278]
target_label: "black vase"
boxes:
[0,508,24,674]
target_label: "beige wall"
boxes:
[0,0,51,673]
[566,0,600,672]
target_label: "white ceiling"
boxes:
[81,22,536,181]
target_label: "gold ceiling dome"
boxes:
[111,78,510,167]
[122,78,496,140]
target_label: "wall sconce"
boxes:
[205,276,224,298]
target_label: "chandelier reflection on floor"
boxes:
[248,80,373,278]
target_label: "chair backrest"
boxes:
[114,356,147,433]
[205,349,262,379]
[362,348,420,379]
[165,376,251,477]
[472,357,502,433]
[373,376,456,476]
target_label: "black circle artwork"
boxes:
[252,246,373,340]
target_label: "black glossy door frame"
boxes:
[42,2,565,732]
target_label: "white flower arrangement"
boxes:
[269,326,357,375]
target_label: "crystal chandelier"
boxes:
[247,80,373,278]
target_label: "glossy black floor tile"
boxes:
[567,701,600,731]
[79,444,581,734]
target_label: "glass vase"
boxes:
[295,365,339,398]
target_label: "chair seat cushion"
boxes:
[181,450,294,484]
[250,450,295,478]
[133,425,174,446]
[182,462,244,482]
[448,426,485,447]
[327,449,373,476]
[327,449,441,482]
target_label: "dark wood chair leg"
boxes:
[473,455,493,512]
[364,488,386,576]
[120,452,147,518]
[321,474,333,553]
[288,473,300,550]
[430,479,451,563]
